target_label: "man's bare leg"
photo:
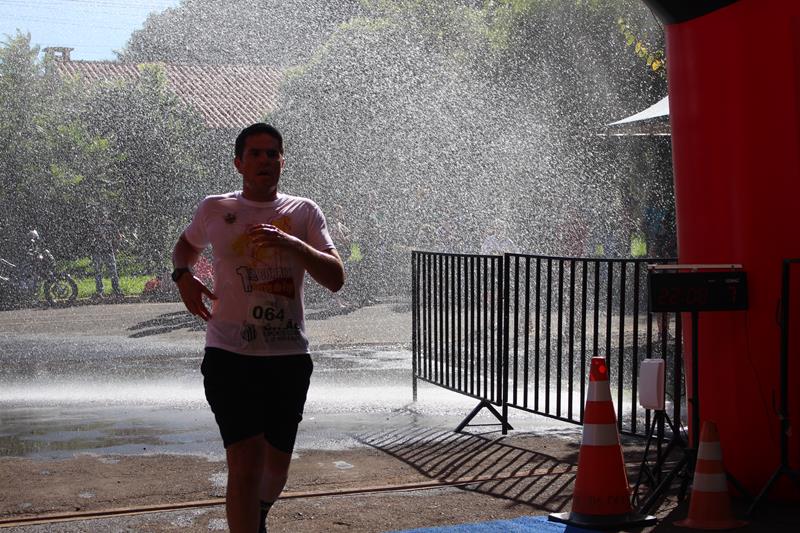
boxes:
[226,435,268,533]
[258,441,292,523]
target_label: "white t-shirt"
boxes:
[184,191,334,356]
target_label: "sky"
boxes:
[0,0,181,61]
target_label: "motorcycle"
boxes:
[0,231,78,308]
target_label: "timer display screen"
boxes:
[648,271,748,313]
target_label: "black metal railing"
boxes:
[412,250,682,438]
[503,254,681,436]
[412,252,505,405]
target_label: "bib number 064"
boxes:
[252,306,284,321]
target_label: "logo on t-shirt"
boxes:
[253,277,295,299]
[228,214,297,299]
[235,266,295,298]
[241,323,257,342]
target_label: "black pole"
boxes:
[673,313,683,444]
[779,261,790,468]
[691,310,700,451]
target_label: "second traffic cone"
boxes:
[676,421,747,530]
[550,357,656,529]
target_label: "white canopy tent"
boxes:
[608,96,669,125]
[601,96,670,136]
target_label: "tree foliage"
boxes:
[115,0,673,296]
[616,13,666,77]
[0,33,87,260]
[120,0,363,67]
[270,1,669,259]
[2,1,672,298]
[0,33,214,270]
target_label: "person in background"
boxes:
[90,214,122,298]
[480,218,519,256]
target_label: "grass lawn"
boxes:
[75,275,152,298]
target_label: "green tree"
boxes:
[0,33,50,256]
[70,63,216,271]
[121,0,670,255]
[269,0,670,270]
[120,0,363,68]
[0,33,118,261]
[481,0,666,128]
[0,34,217,274]
[478,0,670,254]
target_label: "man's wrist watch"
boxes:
[171,267,191,283]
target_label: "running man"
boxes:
[171,123,344,532]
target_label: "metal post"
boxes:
[502,253,510,434]
[691,310,699,452]
[412,252,418,402]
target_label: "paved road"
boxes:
[3,303,795,533]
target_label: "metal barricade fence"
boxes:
[412,250,683,438]
[412,251,505,405]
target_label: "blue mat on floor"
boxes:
[389,515,598,533]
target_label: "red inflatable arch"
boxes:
[643,0,800,498]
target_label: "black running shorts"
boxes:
[201,347,313,453]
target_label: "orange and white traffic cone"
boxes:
[550,356,656,528]
[676,421,747,529]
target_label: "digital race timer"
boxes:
[648,271,748,313]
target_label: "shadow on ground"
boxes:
[356,424,579,513]
[358,423,800,532]
[126,310,205,338]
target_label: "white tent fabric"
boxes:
[607,96,669,126]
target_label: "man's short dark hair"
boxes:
[235,123,284,159]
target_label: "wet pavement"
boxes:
[0,301,410,457]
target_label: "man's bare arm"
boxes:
[172,233,217,321]
[297,245,345,293]
[172,233,202,270]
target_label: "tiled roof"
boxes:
[57,62,282,129]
